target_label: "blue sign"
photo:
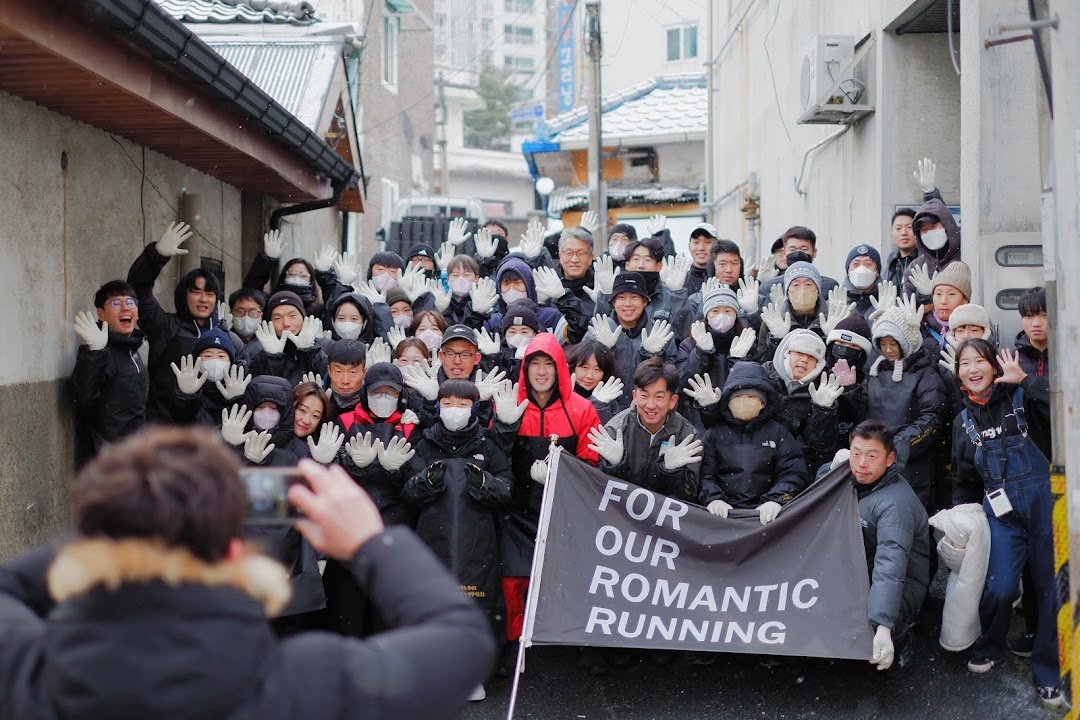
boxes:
[511,102,545,123]
[556,3,575,113]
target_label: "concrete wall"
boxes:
[600,0,706,96]
[0,90,245,558]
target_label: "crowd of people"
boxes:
[64,160,1060,706]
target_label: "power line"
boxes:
[523,0,580,94]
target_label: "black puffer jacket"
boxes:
[904,197,961,302]
[71,330,147,467]
[242,333,329,388]
[699,362,808,508]
[585,312,678,390]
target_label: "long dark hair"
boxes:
[565,340,617,382]
[953,338,1002,390]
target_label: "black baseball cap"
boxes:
[440,324,479,348]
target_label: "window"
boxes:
[503,55,535,73]
[382,15,399,88]
[381,178,400,226]
[503,24,534,45]
[504,0,533,10]
[666,24,698,61]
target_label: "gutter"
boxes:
[82,0,360,193]
[270,180,346,230]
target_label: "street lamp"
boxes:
[583,0,606,243]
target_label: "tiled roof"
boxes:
[532,74,706,149]
[203,39,341,129]
[158,0,320,25]
[548,183,701,213]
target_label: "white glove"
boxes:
[737,277,760,314]
[707,499,732,518]
[808,373,843,409]
[871,625,894,670]
[729,327,756,359]
[287,316,321,350]
[263,229,284,259]
[909,264,933,296]
[519,219,545,259]
[387,325,408,351]
[592,255,620,295]
[494,382,530,425]
[897,292,924,323]
[530,459,549,485]
[587,426,624,466]
[427,279,452,313]
[659,254,691,292]
[819,287,855,335]
[399,263,428,302]
[475,227,498,258]
[426,357,443,378]
[868,281,898,320]
[662,434,703,471]
[255,320,287,355]
[312,244,337,273]
[533,266,567,303]
[447,217,472,247]
[476,328,502,356]
[830,448,852,470]
[218,302,233,331]
[334,251,361,286]
[702,277,720,294]
[939,341,958,375]
[346,432,381,468]
[301,372,322,386]
[588,315,622,349]
[646,213,667,235]
[353,280,386,306]
[307,424,344,464]
[401,363,439,401]
[758,500,782,525]
[470,277,498,315]
[434,241,455,272]
[74,311,109,351]
[216,364,251,400]
[220,404,254,446]
[761,303,791,340]
[475,367,507,401]
[591,376,624,404]
[641,319,674,354]
[155,221,192,257]
[914,157,937,194]
[756,254,778,283]
[378,436,415,472]
[769,282,785,308]
[684,374,722,407]
[244,432,275,464]
[690,321,715,354]
[579,210,600,234]
[400,409,420,425]
[170,355,207,395]
[366,337,391,366]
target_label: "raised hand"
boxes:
[475,367,507,401]
[591,255,620,295]
[939,341,958,376]
[447,217,472,247]
[263,229,284,259]
[662,434,703,471]
[591,376,624,404]
[832,359,859,387]
[244,432,275,464]
[646,213,667,235]
[401,363,439,401]
[334,251,361,286]
[728,327,756,359]
[155,221,192,257]
[346,432,381,468]
[289,316,321,350]
[588,314,622,349]
[738,277,760,314]
[690,320,715,353]
[995,348,1028,385]
[761,303,791,339]
[869,281,898,319]
[307,424,344,464]
[470,277,498,315]
[659,254,691,292]
[366,337,391,366]
[255,320,286,355]
[579,210,600,234]
[641,319,674,354]
[73,311,109,351]
[519,219,545,258]
[586,426,624,466]
[475,328,501,356]
[220,404,254,446]
[434,241,455,272]
[808,373,843,408]
[377,436,415,472]
[312,244,337,273]
[533,266,567,303]
[684,374,721,407]
[387,325,408,351]
[170,355,207,395]
[475,227,498,258]
[399,263,428,301]
[769,282,785,308]
[909,264,933,296]
[494,382,529,425]
[353,280,385,306]
[914,157,937,194]
[216,364,251,400]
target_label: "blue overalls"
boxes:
[962,387,1058,688]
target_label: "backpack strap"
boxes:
[961,408,982,447]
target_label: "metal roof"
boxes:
[527,74,707,151]
[206,39,340,129]
[548,184,701,213]
[158,0,320,25]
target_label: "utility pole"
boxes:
[434,73,450,195]
[583,0,606,244]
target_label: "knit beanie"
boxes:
[783,261,822,292]
[193,328,236,362]
[406,243,436,263]
[870,307,923,381]
[702,287,740,315]
[844,244,882,270]
[384,286,411,307]
[501,303,541,333]
[826,313,873,354]
[947,303,992,340]
[266,290,307,317]
[609,223,638,242]
[931,260,972,301]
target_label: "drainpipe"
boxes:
[269,181,347,230]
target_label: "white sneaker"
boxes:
[469,684,487,702]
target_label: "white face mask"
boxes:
[502,289,527,305]
[253,407,280,431]
[201,359,230,383]
[707,313,736,334]
[921,227,948,251]
[371,273,398,292]
[232,315,261,337]
[418,329,443,353]
[506,332,533,349]
[440,406,472,431]
[450,277,474,298]
[334,321,364,340]
[284,276,309,288]
[848,266,877,290]
[609,242,628,261]
[392,313,412,329]
[367,393,399,419]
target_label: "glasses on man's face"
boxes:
[234,309,263,319]
[561,250,592,260]
[107,298,138,310]
[442,350,476,361]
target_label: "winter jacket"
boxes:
[755,296,828,360]
[595,272,692,341]
[242,335,329,388]
[951,376,1052,505]
[761,336,838,474]
[842,278,879,322]
[699,362,808,508]
[584,312,678,390]
[0,530,494,720]
[484,256,565,333]
[929,503,990,651]
[557,264,597,319]
[684,265,710,297]
[886,248,918,293]
[855,464,931,632]
[127,243,238,422]
[1015,331,1049,379]
[601,407,701,502]
[243,250,325,318]
[71,330,147,467]
[174,381,232,429]
[904,198,962,302]
[325,292,393,345]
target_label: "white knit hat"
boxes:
[947,303,992,340]
[870,307,923,381]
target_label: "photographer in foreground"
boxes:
[0,426,494,720]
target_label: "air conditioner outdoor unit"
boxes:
[798,35,874,125]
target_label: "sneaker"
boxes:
[494,642,516,678]
[967,656,997,673]
[1037,686,1063,707]
[1009,633,1035,658]
[468,684,487,702]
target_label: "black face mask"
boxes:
[785,251,813,267]
[828,344,867,371]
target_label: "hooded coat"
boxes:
[326,292,391,346]
[0,529,494,720]
[676,317,756,433]
[127,243,238,422]
[595,271,692,341]
[904,198,962,301]
[699,362,808,508]
[72,329,147,467]
[484,256,565,333]
[243,251,325,318]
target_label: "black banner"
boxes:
[523,451,874,660]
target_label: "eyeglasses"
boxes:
[107,298,138,310]
[441,350,477,361]
[234,309,263,319]
[561,250,592,259]
[285,272,311,281]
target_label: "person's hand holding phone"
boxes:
[288,459,386,561]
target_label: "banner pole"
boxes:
[504,640,527,720]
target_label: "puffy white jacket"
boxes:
[928,503,990,652]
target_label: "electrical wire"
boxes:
[946,0,960,75]
[1027,0,1053,116]
[762,0,791,142]
[523,0,581,94]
